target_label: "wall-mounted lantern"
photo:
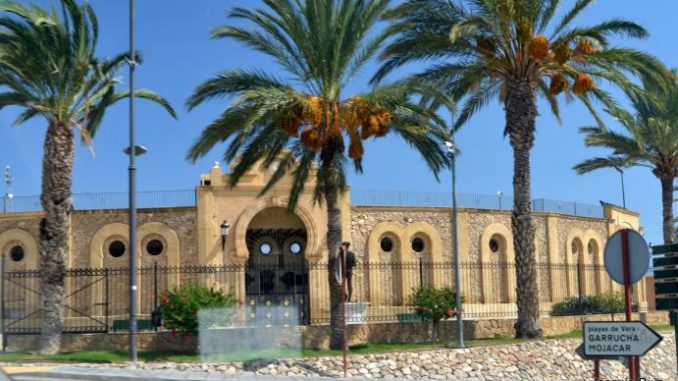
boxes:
[221,220,230,250]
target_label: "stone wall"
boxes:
[556,215,608,264]
[7,332,677,381]
[260,335,677,380]
[350,207,610,267]
[350,206,454,263]
[5,312,669,352]
[72,207,198,267]
[0,212,43,270]
[0,207,198,270]
[349,207,617,304]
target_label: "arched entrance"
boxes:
[244,207,310,325]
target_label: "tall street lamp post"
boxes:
[614,166,626,209]
[124,0,147,363]
[445,140,464,348]
[3,166,12,213]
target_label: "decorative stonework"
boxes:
[0,228,38,269]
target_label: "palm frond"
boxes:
[573,155,631,174]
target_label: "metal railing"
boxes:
[351,190,604,218]
[0,189,604,218]
[1,261,641,336]
[1,190,196,213]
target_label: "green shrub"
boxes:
[550,291,635,316]
[408,286,462,323]
[159,284,236,336]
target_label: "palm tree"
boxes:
[0,0,176,354]
[186,0,451,349]
[575,82,678,244]
[376,0,666,338]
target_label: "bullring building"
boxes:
[0,161,649,332]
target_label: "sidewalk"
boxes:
[14,365,345,381]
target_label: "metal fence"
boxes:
[0,189,604,218]
[2,261,641,336]
[351,190,604,218]
[1,190,196,213]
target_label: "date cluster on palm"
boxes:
[527,35,597,96]
[279,95,392,160]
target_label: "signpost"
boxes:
[335,244,349,378]
[603,229,649,285]
[651,243,678,375]
[580,229,652,381]
[583,322,662,357]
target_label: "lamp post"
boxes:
[614,166,626,209]
[221,220,230,250]
[125,0,141,363]
[123,131,145,364]
[3,166,12,213]
[445,140,464,348]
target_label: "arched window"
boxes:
[380,237,394,252]
[410,234,432,286]
[9,245,24,262]
[108,240,126,258]
[570,237,586,296]
[488,233,509,303]
[587,239,601,293]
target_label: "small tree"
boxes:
[409,286,462,343]
[160,285,236,337]
[0,0,176,353]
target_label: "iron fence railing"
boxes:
[1,261,643,338]
[351,190,604,218]
[0,190,196,213]
[0,189,604,218]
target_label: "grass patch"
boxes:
[0,350,200,364]
[0,323,672,364]
[546,329,582,340]
[649,324,673,332]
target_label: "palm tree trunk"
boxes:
[660,177,675,244]
[323,159,345,350]
[39,122,74,355]
[505,78,541,338]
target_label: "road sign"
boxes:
[652,243,678,255]
[576,343,619,360]
[583,321,663,357]
[655,267,678,280]
[604,230,649,285]
[656,299,678,310]
[655,282,678,295]
[654,256,678,267]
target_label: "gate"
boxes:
[1,262,109,343]
[245,228,310,325]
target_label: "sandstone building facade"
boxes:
[0,162,648,324]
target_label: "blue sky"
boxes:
[0,0,674,246]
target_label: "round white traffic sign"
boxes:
[603,229,649,285]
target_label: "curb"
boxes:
[17,370,233,381]
[18,368,347,381]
